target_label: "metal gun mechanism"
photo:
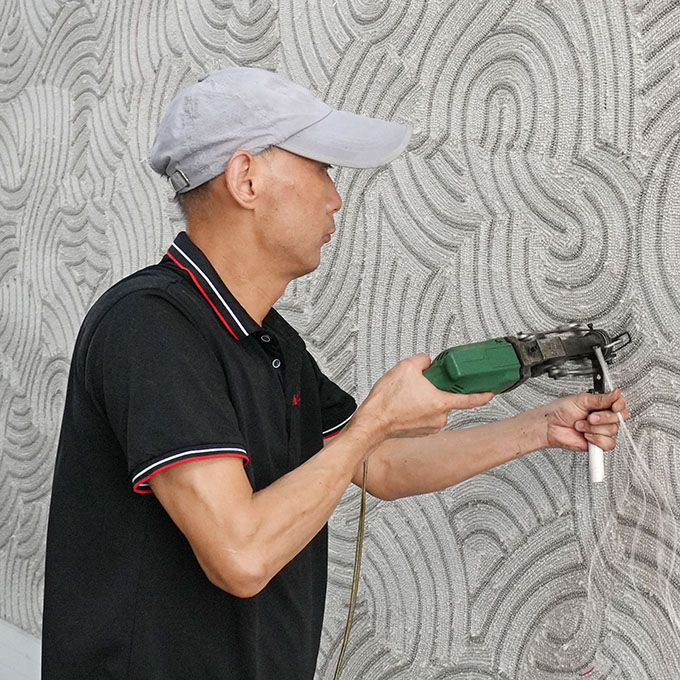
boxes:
[508,323,631,391]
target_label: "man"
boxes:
[42,68,627,679]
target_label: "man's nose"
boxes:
[329,184,342,214]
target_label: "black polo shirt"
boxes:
[42,231,356,680]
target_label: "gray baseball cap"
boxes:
[149,67,411,194]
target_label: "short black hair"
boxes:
[174,147,276,220]
[174,179,213,220]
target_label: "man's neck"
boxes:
[186,225,287,326]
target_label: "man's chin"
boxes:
[292,256,322,280]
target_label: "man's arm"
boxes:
[350,389,628,500]
[150,421,378,598]
[149,354,492,598]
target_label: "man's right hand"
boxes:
[355,353,494,441]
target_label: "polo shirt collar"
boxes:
[164,231,261,341]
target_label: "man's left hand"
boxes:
[536,389,629,452]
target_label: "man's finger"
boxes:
[612,395,627,413]
[584,432,617,451]
[587,410,621,425]
[577,422,619,437]
[579,388,620,411]
[443,391,494,410]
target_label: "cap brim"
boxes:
[276,109,411,168]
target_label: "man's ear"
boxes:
[222,150,258,210]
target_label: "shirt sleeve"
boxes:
[306,352,357,439]
[84,289,249,494]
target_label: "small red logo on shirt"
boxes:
[293,393,301,406]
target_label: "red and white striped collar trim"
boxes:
[165,232,261,341]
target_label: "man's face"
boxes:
[254,148,342,279]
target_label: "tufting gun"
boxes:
[423,323,631,484]
[423,323,631,396]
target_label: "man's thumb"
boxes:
[411,353,433,372]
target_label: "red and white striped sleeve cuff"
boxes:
[132,446,249,494]
[322,410,356,440]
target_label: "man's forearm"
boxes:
[363,408,548,500]
[244,419,385,585]
[152,417,385,598]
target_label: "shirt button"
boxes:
[272,359,281,369]
[261,334,271,343]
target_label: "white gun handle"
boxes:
[588,442,604,483]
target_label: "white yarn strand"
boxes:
[584,349,680,670]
